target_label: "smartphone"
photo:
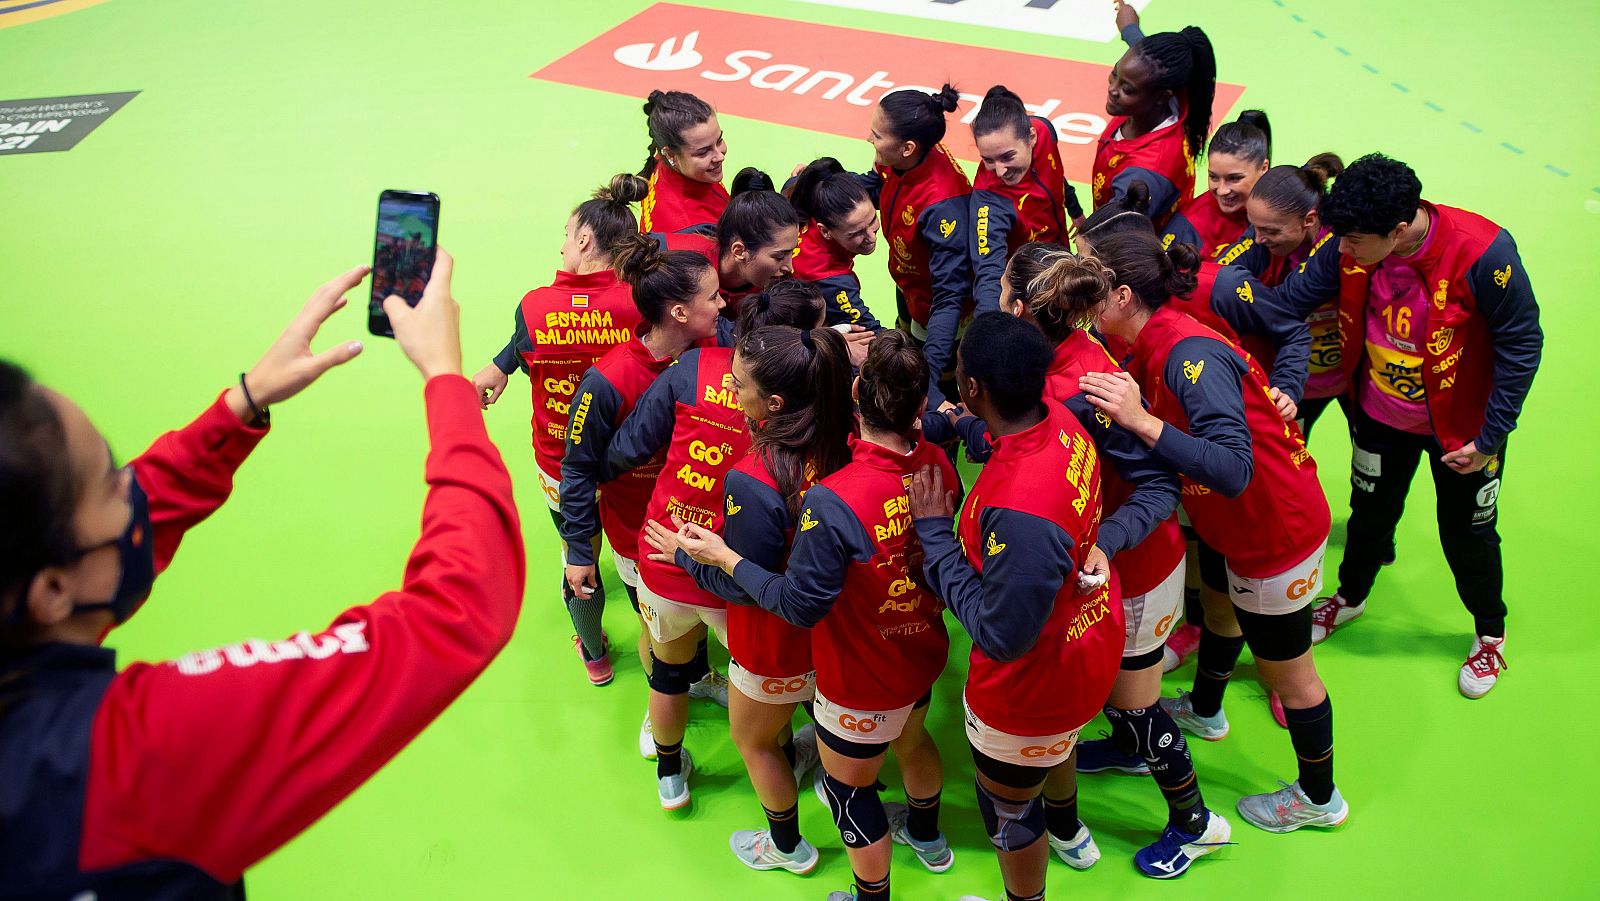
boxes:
[369,190,440,337]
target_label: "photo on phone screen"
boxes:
[369,190,440,337]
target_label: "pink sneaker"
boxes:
[1163,623,1203,672]
[573,633,613,686]
[1268,691,1287,729]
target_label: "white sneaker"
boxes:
[1047,820,1100,870]
[1236,779,1347,833]
[1161,644,1181,674]
[1160,691,1229,741]
[1459,635,1507,699]
[689,668,731,707]
[658,748,694,811]
[885,801,955,872]
[639,711,655,760]
[791,723,820,787]
[729,830,819,874]
[1310,594,1364,644]
[813,766,830,808]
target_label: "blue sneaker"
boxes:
[1134,810,1233,879]
[1075,737,1150,775]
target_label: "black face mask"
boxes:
[68,471,156,624]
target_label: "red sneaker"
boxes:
[573,633,613,686]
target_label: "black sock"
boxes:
[764,803,801,854]
[1283,695,1335,805]
[655,739,683,778]
[1042,791,1079,840]
[905,791,941,843]
[563,576,607,660]
[780,734,797,770]
[1183,585,1203,631]
[1123,705,1208,833]
[1006,889,1045,901]
[1190,628,1246,717]
[855,872,889,899]
[693,638,710,680]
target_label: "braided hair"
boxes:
[1131,26,1216,157]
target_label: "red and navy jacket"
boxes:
[1267,203,1542,452]
[640,160,729,235]
[917,402,1123,735]
[607,347,751,607]
[732,437,957,711]
[491,269,640,485]
[792,219,885,330]
[1092,100,1194,228]
[1218,230,1346,399]
[682,453,815,679]
[1124,305,1330,578]
[0,378,522,897]
[970,116,1083,312]
[876,144,975,399]
[1163,189,1250,262]
[1170,261,1312,402]
[559,334,675,564]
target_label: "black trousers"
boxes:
[1338,403,1507,637]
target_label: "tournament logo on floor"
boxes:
[533,2,1242,178]
[0,91,137,155]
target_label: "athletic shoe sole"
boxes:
[1076,759,1151,776]
[659,752,694,811]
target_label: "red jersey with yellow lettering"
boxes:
[1092,103,1195,228]
[1162,190,1249,261]
[519,270,640,484]
[879,143,974,329]
[641,161,729,235]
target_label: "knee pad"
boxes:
[974,780,1045,852]
[646,652,694,695]
[820,773,888,848]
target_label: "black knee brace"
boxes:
[647,651,696,695]
[820,773,888,848]
[975,779,1045,852]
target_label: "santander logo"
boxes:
[536,3,1243,178]
[613,29,703,71]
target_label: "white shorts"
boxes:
[612,550,640,589]
[1226,541,1327,615]
[963,693,1085,768]
[535,466,562,513]
[815,689,917,745]
[637,577,728,645]
[729,660,816,705]
[1123,557,1186,657]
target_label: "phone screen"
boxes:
[369,190,439,337]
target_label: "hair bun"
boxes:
[933,84,961,114]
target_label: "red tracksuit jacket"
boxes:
[1092,103,1195,228]
[641,161,729,235]
[970,116,1078,312]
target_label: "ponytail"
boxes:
[737,326,854,518]
[573,173,649,262]
[1091,230,1198,310]
[1021,249,1115,339]
[877,84,961,158]
[856,330,928,436]
[1075,180,1156,245]
[1252,152,1344,217]
[1132,26,1216,157]
[639,89,716,178]
[737,279,824,336]
[789,158,873,232]
[1209,109,1271,166]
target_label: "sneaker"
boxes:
[1236,780,1348,833]
[689,668,731,707]
[639,711,655,760]
[1163,623,1203,673]
[1459,635,1507,699]
[791,724,821,787]
[572,634,613,686]
[729,830,819,874]
[813,766,830,808]
[1047,820,1100,870]
[825,892,858,901]
[658,748,694,810]
[1160,691,1229,741]
[1268,691,1287,729]
[1133,810,1233,879]
[1310,595,1363,644]
[1075,737,1150,775]
[885,801,954,872]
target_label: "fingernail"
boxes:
[349,341,363,352]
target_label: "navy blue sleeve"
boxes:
[1149,337,1255,497]
[857,170,884,205]
[1161,212,1202,257]
[1275,236,1343,319]
[493,304,531,375]
[682,469,787,604]
[1216,230,1271,277]
[609,353,696,475]
[916,507,1074,663]
[1062,394,1180,557]
[1121,23,1146,45]
[732,485,874,628]
[1113,168,1178,223]
[1209,266,1312,403]
[919,195,975,406]
[715,316,737,349]
[818,273,883,330]
[559,370,623,566]
[1467,229,1542,454]
[971,190,1017,314]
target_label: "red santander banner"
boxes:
[533,2,1244,181]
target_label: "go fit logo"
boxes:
[533,3,1243,179]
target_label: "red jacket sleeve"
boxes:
[78,375,525,882]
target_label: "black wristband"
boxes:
[239,372,270,426]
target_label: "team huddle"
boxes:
[472,11,1542,901]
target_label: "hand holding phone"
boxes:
[369,190,440,338]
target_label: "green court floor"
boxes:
[4,1,1597,897]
